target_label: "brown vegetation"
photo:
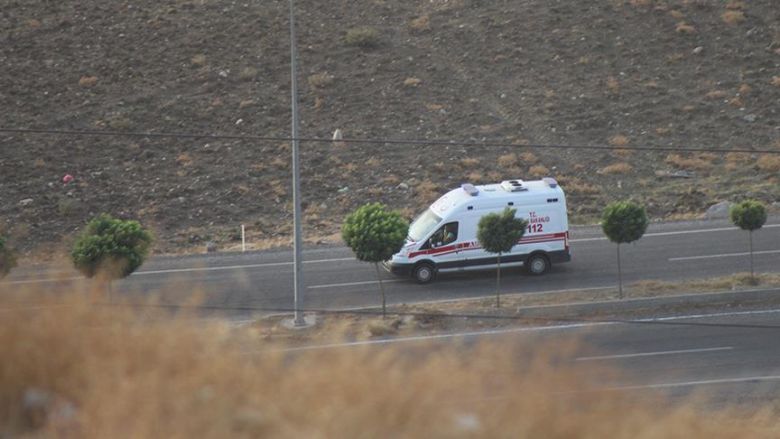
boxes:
[721,10,745,25]
[3,288,780,437]
[599,162,633,174]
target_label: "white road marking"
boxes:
[308,279,403,289]
[254,321,618,353]
[606,374,780,391]
[1,257,357,284]
[570,223,780,243]
[669,249,780,262]
[638,307,780,321]
[575,346,733,362]
[253,307,780,353]
[3,276,83,285]
[134,257,355,275]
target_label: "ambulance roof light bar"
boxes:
[461,183,479,196]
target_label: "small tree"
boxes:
[0,235,17,279]
[342,203,408,318]
[71,214,153,297]
[602,201,648,299]
[730,200,767,283]
[477,208,527,308]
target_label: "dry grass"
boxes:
[771,76,780,87]
[606,76,620,94]
[729,96,744,108]
[518,151,538,164]
[497,153,518,168]
[724,152,751,171]
[307,72,334,89]
[414,179,440,203]
[705,90,728,99]
[344,27,379,48]
[341,162,358,174]
[669,9,685,19]
[459,157,480,168]
[675,22,696,34]
[721,10,745,25]
[599,162,633,174]
[555,176,601,195]
[725,0,745,9]
[176,153,193,167]
[238,67,258,81]
[409,15,430,31]
[466,171,484,182]
[3,284,780,437]
[756,154,780,173]
[528,165,549,178]
[190,54,206,66]
[665,153,715,171]
[78,76,98,87]
[403,77,422,87]
[608,135,629,146]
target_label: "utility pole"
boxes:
[289,0,306,326]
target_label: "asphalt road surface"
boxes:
[276,308,780,407]
[5,217,780,316]
[5,217,780,406]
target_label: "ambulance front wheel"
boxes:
[525,253,550,275]
[413,262,436,284]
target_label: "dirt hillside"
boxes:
[1,0,779,256]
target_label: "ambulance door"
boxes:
[424,221,463,269]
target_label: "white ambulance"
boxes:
[384,178,571,283]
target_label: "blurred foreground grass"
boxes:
[2,282,780,438]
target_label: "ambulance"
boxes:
[384,178,571,283]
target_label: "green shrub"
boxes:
[477,207,528,307]
[730,199,767,281]
[344,27,379,48]
[602,201,649,298]
[71,214,153,280]
[342,203,408,317]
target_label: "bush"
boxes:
[602,201,649,298]
[342,203,408,317]
[477,208,527,307]
[71,214,153,280]
[0,236,17,279]
[344,27,379,48]
[730,199,766,282]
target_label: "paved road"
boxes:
[4,218,780,316]
[276,308,780,407]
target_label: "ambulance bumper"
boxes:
[382,260,413,277]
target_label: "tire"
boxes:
[413,262,436,284]
[525,253,550,275]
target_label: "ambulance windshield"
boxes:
[408,209,442,242]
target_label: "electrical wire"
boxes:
[1,127,778,155]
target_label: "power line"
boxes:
[1,127,778,155]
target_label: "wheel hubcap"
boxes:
[532,258,546,273]
[418,267,431,281]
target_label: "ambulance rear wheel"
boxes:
[413,262,436,284]
[525,253,550,275]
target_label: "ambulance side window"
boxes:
[428,222,458,248]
